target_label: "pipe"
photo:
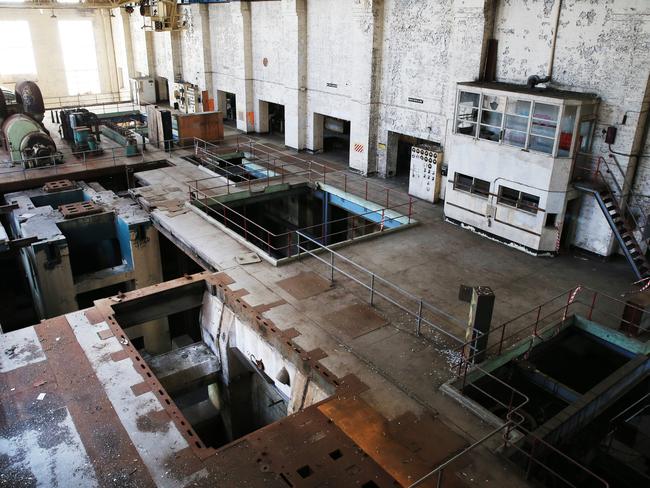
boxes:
[546,0,563,79]
[526,0,562,88]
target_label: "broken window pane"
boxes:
[456,91,480,136]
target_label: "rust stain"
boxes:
[318,396,468,487]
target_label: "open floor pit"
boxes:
[109,276,311,451]
[444,300,650,488]
[183,149,280,184]
[191,181,414,264]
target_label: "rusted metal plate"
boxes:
[245,405,399,487]
[318,395,469,487]
[43,179,75,193]
[276,271,334,300]
[324,303,388,339]
[0,316,155,487]
[59,201,103,219]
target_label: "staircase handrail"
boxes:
[595,156,647,243]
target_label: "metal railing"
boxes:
[295,230,469,344]
[0,136,198,183]
[187,139,416,260]
[43,92,133,112]
[574,154,648,245]
[409,285,639,487]
[452,285,646,380]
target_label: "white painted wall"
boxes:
[0,8,120,101]
[114,0,650,258]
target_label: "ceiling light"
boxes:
[50,9,57,18]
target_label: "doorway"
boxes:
[218,91,237,126]
[312,113,351,166]
[258,100,285,144]
[387,131,438,187]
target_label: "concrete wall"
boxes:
[0,8,120,101]
[118,0,650,257]
[492,0,650,254]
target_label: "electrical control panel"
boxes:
[408,146,443,203]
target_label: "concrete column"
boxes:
[348,0,383,175]
[130,224,171,354]
[282,0,307,149]
[31,242,76,319]
[144,31,157,77]
[118,9,137,82]
[170,30,183,82]
[232,2,254,132]
[197,4,214,97]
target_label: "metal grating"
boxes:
[43,179,76,193]
[59,201,103,219]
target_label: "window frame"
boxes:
[0,20,37,77]
[497,185,540,214]
[454,87,595,158]
[453,172,491,199]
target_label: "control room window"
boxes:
[503,98,530,148]
[58,20,101,96]
[454,173,491,198]
[529,103,559,154]
[456,91,480,137]
[558,105,577,157]
[0,21,37,76]
[498,186,540,214]
[479,94,505,142]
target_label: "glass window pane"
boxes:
[479,125,500,142]
[529,135,555,154]
[558,105,578,157]
[0,21,37,75]
[531,103,558,140]
[503,129,527,148]
[482,94,506,112]
[454,173,473,192]
[505,114,528,132]
[473,179,490,197]
[533,103,559,121]
[481,110,502,127]
[579,120,594,153]
[506,98,531,117]
[456,91,480,135]
[520,192,540,213]
[58,20,100,95]
[499,187,519,207]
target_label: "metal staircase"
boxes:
[574,156,650,281]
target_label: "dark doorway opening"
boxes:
[268,102,285,136]
[387,131,436,186]
[0,249,39,332]
[224,92,237,126]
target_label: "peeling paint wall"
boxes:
[117,0,650,256]
[493,0,650,255]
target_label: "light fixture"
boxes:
[110,11,116,18]
[50,9,57,18]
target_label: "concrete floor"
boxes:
[1,119,638,486]
[127,126,639,486]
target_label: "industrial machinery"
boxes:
[100,121,141,157]
[408,145,444,203]
[171,82,201,114]
[59,108,102,155]
[0,80,62,168]
[138,0,187,32]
